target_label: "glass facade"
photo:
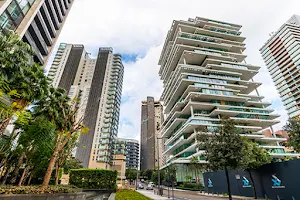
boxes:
[0,0,36,32]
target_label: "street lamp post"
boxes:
[157,136,167,196]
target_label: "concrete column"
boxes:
[190,105,194,118]
[35,11,52,46]
[40,3,56,37]
[45,0,60,30]
[52,0,63,22]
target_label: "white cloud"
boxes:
[50,0,300,140]
[118,46,163,140]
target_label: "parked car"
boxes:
[148,182,155,186]
[141,179,145,183]
[146,184,153,190]
[138,183,144,189]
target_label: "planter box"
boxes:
[0,192,86,200]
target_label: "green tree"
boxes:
[151,170,165,185]
[125,168,137,184]
[144,169,153,180]
[34,88,88,188]
[0,32,49,135]
[165,164,177,187]
[62,157,83,174]
[284,117,300,152]
[241,138,271,199]
[197,118,245,200]
[55,133,79,185]
[185,175,192,182]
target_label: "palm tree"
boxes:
[0,63,49,135]
[0,32,49,135]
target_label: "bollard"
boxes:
[277,195,281,200]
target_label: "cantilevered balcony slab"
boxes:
[257,137,287,143]
[245,101,271,108]
[163,133,196,156]
[260,145,285,149]
[176,35,246,54]
[210,109,280,120]
[186,150,206,159]
[230,117,280,129]
[161,118,187,138]
[270,152,300,158]
[162,46,247,83]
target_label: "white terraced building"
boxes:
[158,17,299,182]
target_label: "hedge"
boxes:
[176,182,204,191]
[69,169,117,190]
[0,185,80,194]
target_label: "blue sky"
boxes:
[46,0,300,141]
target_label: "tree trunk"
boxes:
[0,117,11,136]
[18,165,29,186]
[247,169,257,199]
[1,167,10,185]
[0,160,7,178]
[225,167,232,200]
[10,152,25,184]
[55,162,60,185]
[42,146,59,188]
[27,172,33,185]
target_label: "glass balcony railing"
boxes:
[208,20,232,27]
[187,75,228,84]
[208,73,240,80]
[194,49,222,56]
[194,110,211,115]
[207,27,241,36]
[210,100,245,107]
[267,148,285,154]
[221,63,248,70]
[202,89,235,96]
[228,107,270,114]
[235,114,271,120]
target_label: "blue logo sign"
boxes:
[208,179,213,187]
[272,175,285,188]
[242,176,251,188]
[242,177,249,186]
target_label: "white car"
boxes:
[146,184,153,190]
[148,182,155,186]
[138,183,144,189]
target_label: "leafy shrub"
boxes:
[69,168,117,190]
[176,182,204,191]
[116,189,151,200]
[0,185,80,194]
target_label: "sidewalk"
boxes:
[136,189,169,200]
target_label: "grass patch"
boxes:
[116,189,152,200]
[0,185,81,194]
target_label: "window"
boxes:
[7,1,23,26]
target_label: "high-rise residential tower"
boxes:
[0,0,74,65]
[260,15,300,118]
[123,138,139,169]
[140,97,164,170]
[158,17,299,182]
[48,44,124,169]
